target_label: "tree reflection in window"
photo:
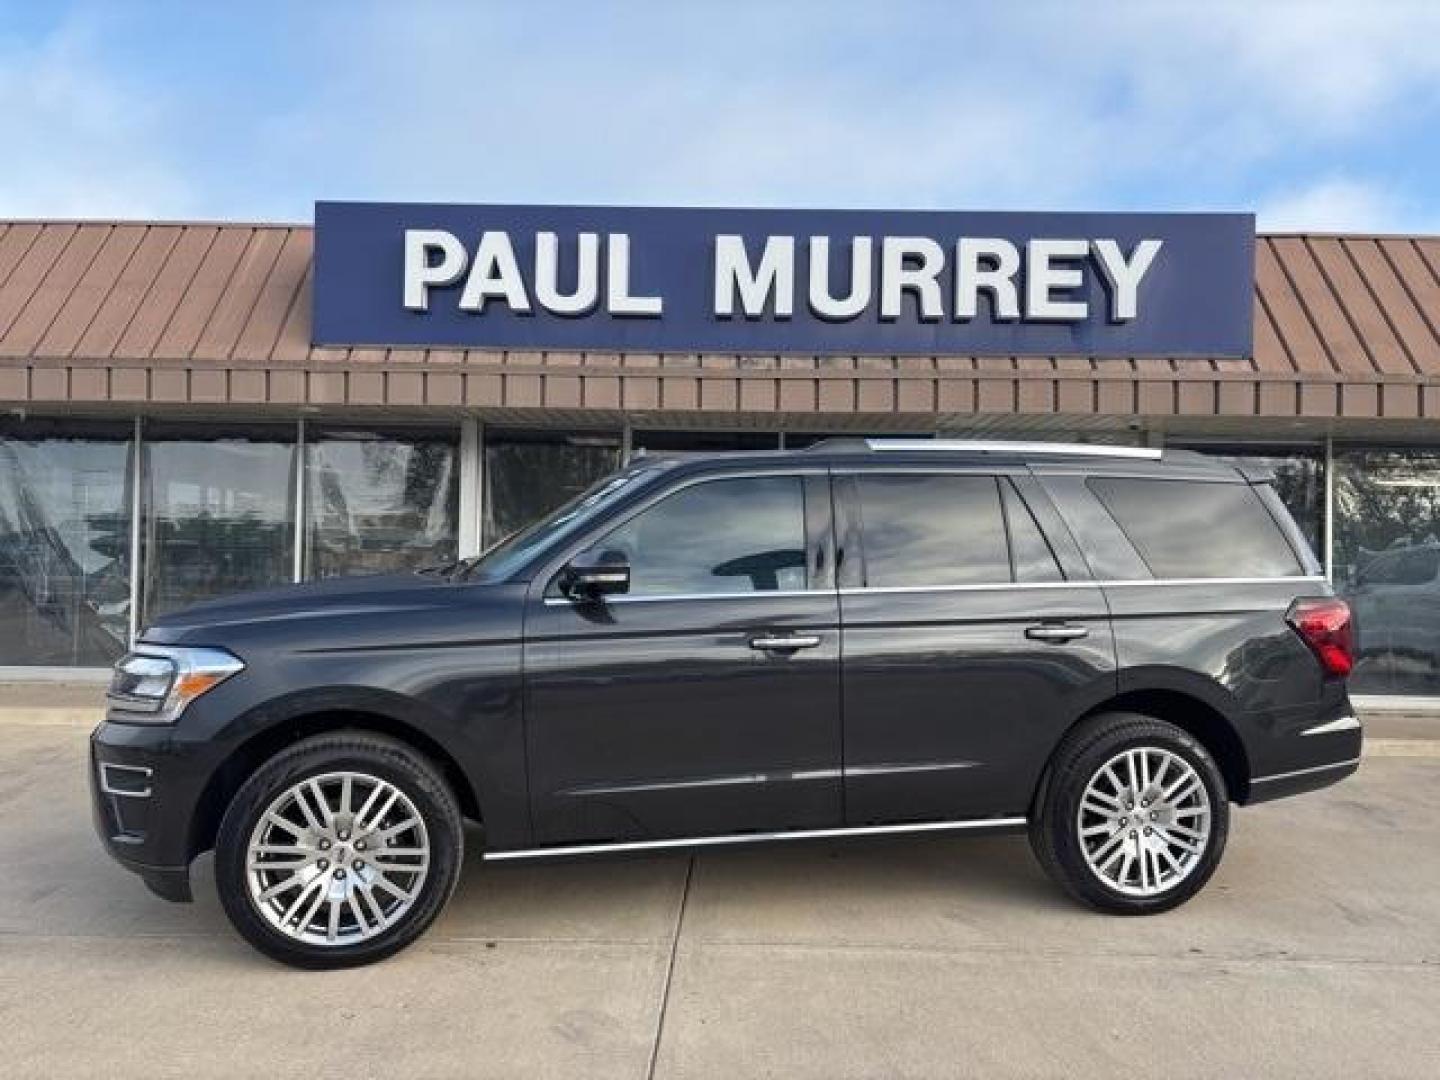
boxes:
[593,477,807,596]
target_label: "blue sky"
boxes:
[4,1,1440,231]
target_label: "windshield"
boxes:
[464,464,659,581]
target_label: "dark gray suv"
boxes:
[92,439,1361,967]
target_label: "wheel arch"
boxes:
[189,707,484,860]
[1037,687,1252,810]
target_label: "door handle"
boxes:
[749,634,822,652]
[1025,623,1089,643]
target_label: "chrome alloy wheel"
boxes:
[245,771,431,946]
[1076,746,1212,898]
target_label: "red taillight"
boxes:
[1286,597,1354,679]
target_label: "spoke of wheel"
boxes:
[340,775,354,818]
[1100,765,1125,798]
[1125,752,1141,799]
[249,854,309,872]
[1080,823,1114,839]
[1151,754,1170,794]
[258,872,302,902]
[353,782,385,828]
[1139,752,1152,795]
[1167,822,1206,842]
[280,876,324,927]
[264,812,305,837]
[327,898,342,943]
[373,846,427,860]
[371,874,412,904]
[1158,844,1185,875]
[1158,828,1201,855]
[371,823,420,852]
[1091,830,1127,868]
[348,892,371,933]
[1117,847,1135,887]
[362,789,401,833]
[308,779,335,829]
[361,883,388,926]
[291,785,326,832]
[1083,789,1123,813]
[1138,842,1150,891]
[297,878,328,934]
[1163,773,1198,804]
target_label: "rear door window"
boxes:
[1087,477,1303,579]
[853,474,1012,587]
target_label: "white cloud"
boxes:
[1257,177,1437,233]
[0,13,194,218]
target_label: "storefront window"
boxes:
[305,427,459,578]
[1334,447,1440,696]
[632,430,780,453]
[0,421,133,666]
[1178,445,1325,559]
[141,425,296,623]
[483,429,622,547]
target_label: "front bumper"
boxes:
[89,721,212,902]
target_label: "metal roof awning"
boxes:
[0,221,1438,428]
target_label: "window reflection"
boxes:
[855,475,1010,587]
[0,422,132,665]
[483,430,622,547]
[306,428,458,578]
[142,427,295,621]
[1335,448,1440,695]
[1180,446,1325,559]
[595,477,806,596]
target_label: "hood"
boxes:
[141,570,477,640]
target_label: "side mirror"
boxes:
[559,549,631,600]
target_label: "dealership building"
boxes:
[3,204,1440,705]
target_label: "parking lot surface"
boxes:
[2,717,1437,1079]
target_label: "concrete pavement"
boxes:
[1,718,1437,1078]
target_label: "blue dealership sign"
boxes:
[313,201,1254,357]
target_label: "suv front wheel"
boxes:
[1030,712,1229,914]
[215,732,464,968]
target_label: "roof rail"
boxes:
[861,439,1162,459]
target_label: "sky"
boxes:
[2,0,1440,232]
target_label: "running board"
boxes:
[483,816,1028,861]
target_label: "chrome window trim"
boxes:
[839,581,1095,596]
[1097,575,1327,588]
[1250,757,1361,785]
[543,588,817,606]
[836,574,1325,596]
[541,573,1328,604]
[483,815,1027,861]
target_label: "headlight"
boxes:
[107,646,245,724]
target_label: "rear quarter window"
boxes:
[1087,477,1303,580]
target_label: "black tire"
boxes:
[215,731,463,969]
[1029,711,1229,915]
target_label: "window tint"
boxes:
[856,475,1010,587]
[594,476,807,596]
[1088,477,1302,580]
[1002,481,1064,582]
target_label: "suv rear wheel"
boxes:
[1030,712,1229,914]
[215,732,463,968]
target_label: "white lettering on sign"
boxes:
[1091,238,1162,321]
[715,235,795,318]
[606,233,664,316]
[401,230,1163,324]
[955,238,1021,321]
[808,236,872,321]
[402,229,664,317]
